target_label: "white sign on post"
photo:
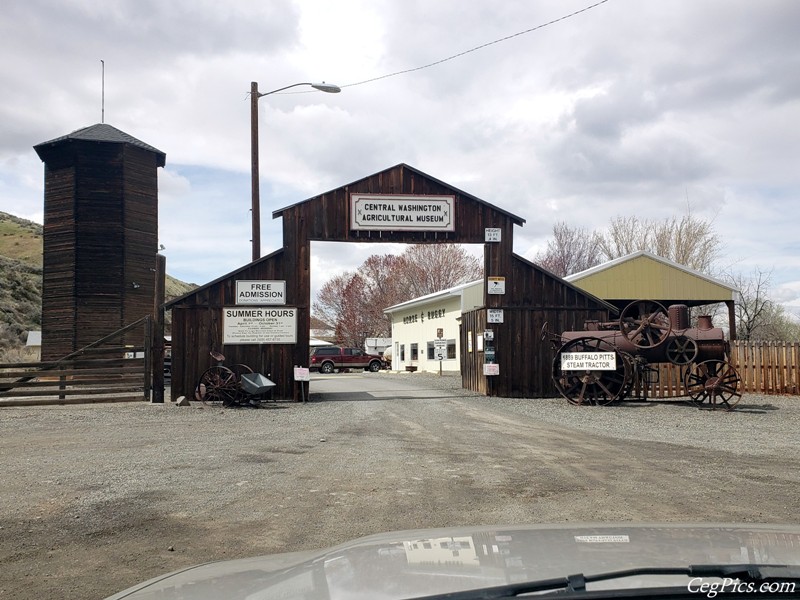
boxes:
[236,280,286,305]
[223,307,297,344]
[485,227,502,242]
[433,339,448,360]
[487,308,504,323]
[487,277,506,295]
[483,363,500,376]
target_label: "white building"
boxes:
[384,280,483,372]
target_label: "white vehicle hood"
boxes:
[105,523,800,600]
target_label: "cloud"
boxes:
[0,0,798,311]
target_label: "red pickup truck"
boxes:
[310,346,386,373]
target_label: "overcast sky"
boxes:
[1,0,798,310]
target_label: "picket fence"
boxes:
[646,341,800,398]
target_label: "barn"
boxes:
[165,163,615,401]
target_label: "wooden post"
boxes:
[152,254,166,403]
[143,316,152,401]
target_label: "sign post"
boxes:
[434,338,447,376]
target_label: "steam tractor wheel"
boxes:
[619,300,672,349]
[666,336,699,365]
[683,359,742,410]
[553,337,632,406]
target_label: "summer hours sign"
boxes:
[223,307,297,344]
[350,194,455,232]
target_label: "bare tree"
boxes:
[534,222,602,277]
[334,274,371,347]
[595,211,720,273]
[724,268,800,341]
[400,244,483,297]
[312,272,353,329]
[313,244,483,347]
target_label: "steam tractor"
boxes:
[545,300,741,410]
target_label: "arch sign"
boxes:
[351,194,455,232]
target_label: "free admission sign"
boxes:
[350,194,455,232]
[236,280,286,305]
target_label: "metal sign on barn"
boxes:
[236,280,286,305]
[350,194,455,232]
[223,307,297,344]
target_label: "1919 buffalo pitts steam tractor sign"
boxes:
[544,300,742,410]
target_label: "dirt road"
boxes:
[1,373,797,599]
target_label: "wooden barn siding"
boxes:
[41,142,158,360]
[461,255,611,397]
[284,165,517,246]
[42,164,77,361]
[169,252,301,402]
[271,164,522,400]
[121,146,159,348]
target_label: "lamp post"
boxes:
[250,81,341,262]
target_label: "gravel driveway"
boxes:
[1,372,798,599]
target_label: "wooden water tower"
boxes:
[34,124,166,361]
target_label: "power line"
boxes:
[340,0,610,89]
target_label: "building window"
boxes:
[410,343,418,361]
[447,339,456,359]
[400,345,405,361]
[427,342,434,360]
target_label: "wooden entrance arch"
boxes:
[166,163,613,400]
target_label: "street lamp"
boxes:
[250,81,341,262]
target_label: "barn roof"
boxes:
[34,123,166,167]
[565,251,736,304]
[163,248,284,309]
[273,163,526,226]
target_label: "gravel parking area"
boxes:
[386,372,800,458]
[1,372,798,599]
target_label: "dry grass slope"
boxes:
[0,211,196,358]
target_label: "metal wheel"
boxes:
[367,360,381,372]
[619,300,671,349]
[320,361,335,374]
[666,336,698,365]
[552,337,632,406]
[195,366,237,407]
[683,359,742,410]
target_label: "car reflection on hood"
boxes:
[104,523,800,600]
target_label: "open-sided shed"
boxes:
[565,251,738,339]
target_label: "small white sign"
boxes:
[561,352,616,371]
[483,363,500,376]
[223,307,297,344]
[487,277,506,295]
[294,366,310,382]
[487,308,504,323]
[485,227,502,242]
[483,330,494,342]
[574,535,630,543]
[236,280,286,305]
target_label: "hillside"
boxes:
[0,211,196,356]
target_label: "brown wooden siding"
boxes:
[168,251,299,402]
[460,255,612,397]
[170,163,614,401]
[40,139,159,361]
